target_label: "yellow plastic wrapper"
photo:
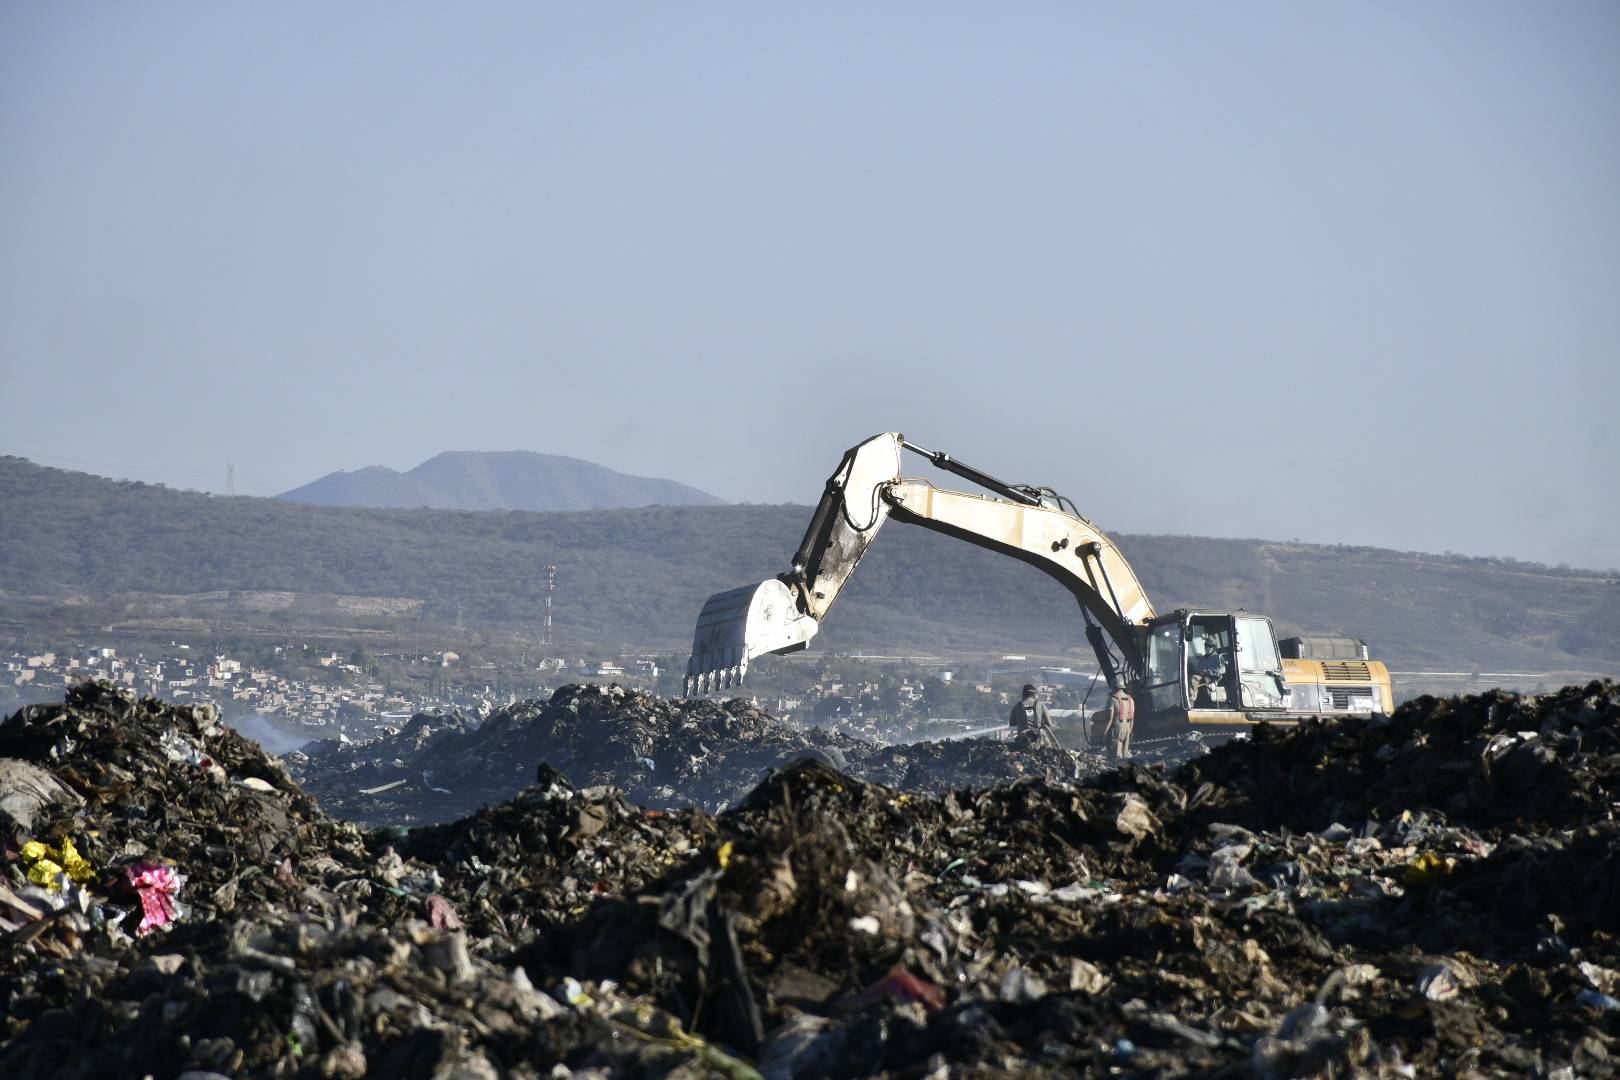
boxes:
[27,856,66,889]
[21,837,96,891]
[1403,851,1456,886]
[59,837,95,884]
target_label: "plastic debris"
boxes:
[21,836,95,890]
[1576,989,1620,1012]
[0,757,84,837]
[425,892,462,930]
[0,678,1617,1078]
[1418,962,1463,1001]
[1402,850,1456,885]
[845,964,946,1012]
[125,862,187,935]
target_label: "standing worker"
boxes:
[1092,684,1136,762]
[1105,685,1135,761]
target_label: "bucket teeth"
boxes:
[683,657,748,697]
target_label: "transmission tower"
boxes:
[543,565,557,647]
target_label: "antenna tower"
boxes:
[543,564,557,647]
[226,462,236,496]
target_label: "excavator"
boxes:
[683,432,1392,738]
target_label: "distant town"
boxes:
[5,633,1569,756]
[2,639,1108,750]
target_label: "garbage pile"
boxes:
[2,679,1616,1077]
[0,683,378,937]
[289,684,1089,825]
[289,685,872,824]
[855,728,1099,792]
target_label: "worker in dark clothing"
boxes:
[1009,684,1053,740]
[1191,630,1228,707]
[1013,682,1082,780]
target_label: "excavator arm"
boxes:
[684,432,1156,694]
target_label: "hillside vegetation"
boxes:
[2,456,1616,672]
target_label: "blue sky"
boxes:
[2,2,1616,569]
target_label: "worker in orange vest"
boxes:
[1101,685,1135,762]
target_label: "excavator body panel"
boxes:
[1135,609,1391,734]
[1279,656,1394,717]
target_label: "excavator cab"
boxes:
[1138,611,1290,726]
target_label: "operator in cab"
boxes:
[1190,629,1228,707]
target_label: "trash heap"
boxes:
[290,684,1090,825]
[0,683,378,940]
[2,679,1617,1078]
[854,728,1100,793]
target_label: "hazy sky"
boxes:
[3,3,1616,570]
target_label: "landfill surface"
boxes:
[287,684,1098,825]
[2,679,1618,1078]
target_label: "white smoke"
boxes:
[220,709,309,756]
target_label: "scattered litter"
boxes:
[125,862,187,934]
[425,892,463,930]
[0,678,1616,1078]
[21,836,95,890]
[1576,989,1620,1012]
[845,964,946,1012]
[289,683,1096,825]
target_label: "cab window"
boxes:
[1145,623,1181,685]
[1235,616,1286,709]
[1143,622,1185,712]
[1235,617,1280,671]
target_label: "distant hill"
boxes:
[2,455,1617,673]
[277,450,725,511]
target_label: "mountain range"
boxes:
[277,451,724,512]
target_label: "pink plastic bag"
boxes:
[426,893,463,930]
[125,863,187,935]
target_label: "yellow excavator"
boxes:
[684,432,1392,737]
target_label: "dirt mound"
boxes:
[2,680,1617,1077]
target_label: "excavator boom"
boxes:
[684,433,1154,694]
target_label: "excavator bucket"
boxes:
[684,579,819,695]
